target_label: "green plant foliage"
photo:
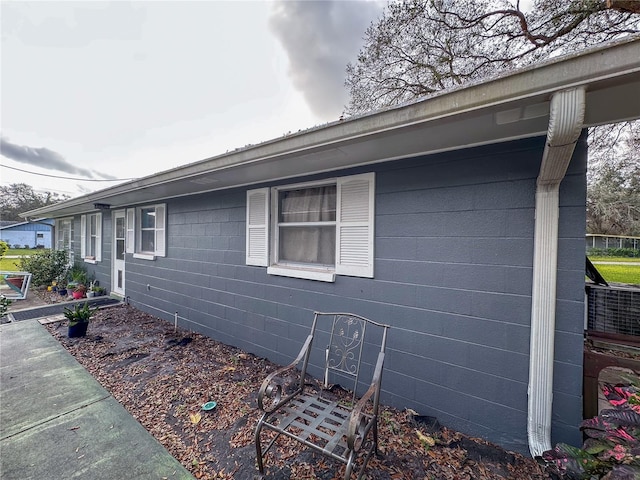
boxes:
[543,383,640,479]
[68,265,88,285]
[63,302,98,326]
[0,241,8,259]
[0,295,11,318]
[18,250,69,287]
[588,248,640,258]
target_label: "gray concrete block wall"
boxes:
[120,135,586,455]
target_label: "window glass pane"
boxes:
[141,208,156,228]
[90,237,96,257]
[279,186,336,223]
[116,239,125,259]
[279,226,335,265]
[141,230,155,252]
[116,217,125,238]
[90,215,97,235]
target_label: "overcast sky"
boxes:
[1,1,383,197]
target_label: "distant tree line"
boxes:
[0,183,69,222]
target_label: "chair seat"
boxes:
[263,389,369,461]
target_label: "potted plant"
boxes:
[69,265,88,286]
[86,280,101,298]
[57,280,68,297]
[72,284,87,300]
[64,302,98,338]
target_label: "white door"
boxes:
[112,210,126,296]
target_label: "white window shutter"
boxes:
[155,204,166,257]
[96,213,102,261]
[56,220,63,250]
[336,173,375,278]
[80,215,87,259]
[246,188,269,266]
[126,208,135,254]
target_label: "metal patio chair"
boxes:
[254,311,390,479]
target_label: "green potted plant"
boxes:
[64,302,98,338]
[86,280,102,298]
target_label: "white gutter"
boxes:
[528,87,586,457]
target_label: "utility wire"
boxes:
[0,163,138,182]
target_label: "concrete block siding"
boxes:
[89,135,586,454]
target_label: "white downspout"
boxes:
[528,87,585,457]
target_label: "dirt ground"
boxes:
[43,302,552,480]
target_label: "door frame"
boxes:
[112,210,126,296]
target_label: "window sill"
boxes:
[83,258,98,265]
[133,253,156,261]
[267,265,335,283]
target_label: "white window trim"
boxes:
[133,252,156,261]
[267,265,336,282]
[130,203,166,260]
[246,172,374,281]
[80,212,102,263]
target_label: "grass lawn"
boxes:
[0,257,22,272]
[5,248,44,256]
[588,256,640,285]
[1,249,45,272]
[589,256,640,263]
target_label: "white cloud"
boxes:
[0,1,380,197]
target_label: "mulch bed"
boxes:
[44,303,551,480]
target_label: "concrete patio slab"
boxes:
[0,320,193,480]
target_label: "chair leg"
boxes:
[344,450,356,480]
[373,421,379,455]
[255,417,266,475]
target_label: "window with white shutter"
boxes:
[132,204,167,260]
[246,173,375,282]
[80,213,102,263]
[56,218,74,266]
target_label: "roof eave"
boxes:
[22,36,640,219]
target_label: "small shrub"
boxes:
[18,250,69,287]
[0,241,8,259]
[13,244,21,249]
[0,295,11,318]
[587,247,640,258]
